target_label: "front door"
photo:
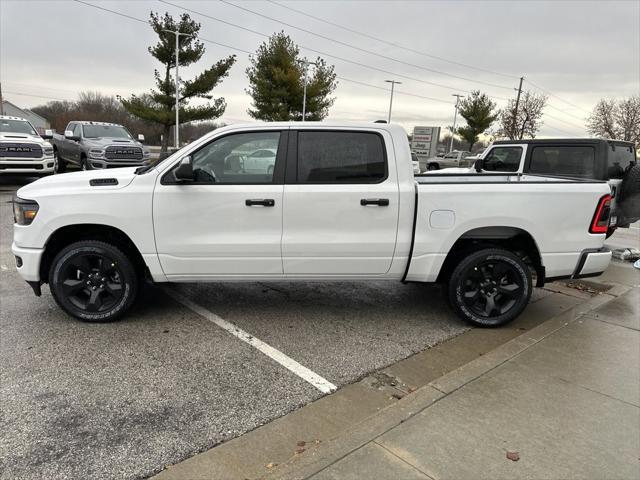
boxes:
[282,129,399,275]
[153,129,287,279]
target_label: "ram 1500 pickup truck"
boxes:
[1,115,56,175]
[51,121,150,171]
[12,123,613,326]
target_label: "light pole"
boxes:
[385,80,402,123]
[163,29,192,149]
[298,59,317,121]
[449,94,463,153]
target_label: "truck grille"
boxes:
[0,143,43,159]
[105,146,143,160]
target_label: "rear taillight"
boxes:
[589,194,612,234]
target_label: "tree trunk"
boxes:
[160,124,171,156]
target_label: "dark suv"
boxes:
[478,139,639,235]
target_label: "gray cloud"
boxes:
[1,0,638,137]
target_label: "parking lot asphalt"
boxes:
[0,175,473,480]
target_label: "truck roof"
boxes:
[0,115,29,122]
[73,121,124,127]
[493,138,635,147]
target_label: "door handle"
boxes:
[360,198,389,206]
[245,199,275,207]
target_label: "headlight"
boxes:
[143,150,150,157]
[89,149,104,159]
[13,198,39,225]
[44,146,54,156]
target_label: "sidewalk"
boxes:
[271,263,639,480]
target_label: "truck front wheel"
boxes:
[54,149,67,173]
[49,240,139,322]
[448,248,532,327]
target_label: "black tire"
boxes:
[448,248,532,327]
[427,163,439,171]
[618,164,640,220]
[54,150,67,173]
[80,155,90,171]
[49,240,138,322]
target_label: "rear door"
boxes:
[282,129,400,275]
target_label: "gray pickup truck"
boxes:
[51,121,150,171]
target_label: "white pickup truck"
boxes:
[12,123,613,327]
[1,115,56,175]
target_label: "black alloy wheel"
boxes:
[448,248,532,327]
[49,241,138,322]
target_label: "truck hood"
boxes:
[17,167,139,200]
[83,137,146,149]
[0,132,50,146]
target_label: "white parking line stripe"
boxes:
[164,288,338,394]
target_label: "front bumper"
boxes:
[11,242,44,283]
[88,158,147,169]
[0,157,55,175]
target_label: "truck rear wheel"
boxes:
[49,240,138,322]
[448,248,532,327]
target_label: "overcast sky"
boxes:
[1,0,638,137]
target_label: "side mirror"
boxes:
[174,156,194,181]
[41,129,53,139]
[137,134,145,143]
[65,130,80,141]
[474,159,483,172]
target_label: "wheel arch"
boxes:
[40,224,148,284]
[436,226,544,286]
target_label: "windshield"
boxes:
[0,119,37,135]
[82,124,132,139]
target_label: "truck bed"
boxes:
[406,173,611,283]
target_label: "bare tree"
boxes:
[498,91,548,140]
[588,96,640,146]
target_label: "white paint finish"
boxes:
[10,243,43,281]
[429,210,455,229]
[403,253,447,282]
[410,180,610,279]
[282,184,399,275]
[153,183,284,276]
[165,288,337,394]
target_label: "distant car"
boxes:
[427,150,472,170]
[411,152,420,174]
[243,148,276,174]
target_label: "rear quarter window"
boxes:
[607,143,636,179]
[529,145,596,178]
[297,131,387,184]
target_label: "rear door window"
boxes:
[529,146,596,178]
[482,146,522,172]
[297,131,387,183]
[607,143,636,179]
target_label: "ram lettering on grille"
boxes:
[0,143,43,159]
[104,146,143,160]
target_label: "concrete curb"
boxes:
[268,285,631,480]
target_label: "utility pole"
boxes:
[385,80,402,123]
[298,59,318,121]
[512,76,524,138]
[163,29,192,148]
[449,94,463,153]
